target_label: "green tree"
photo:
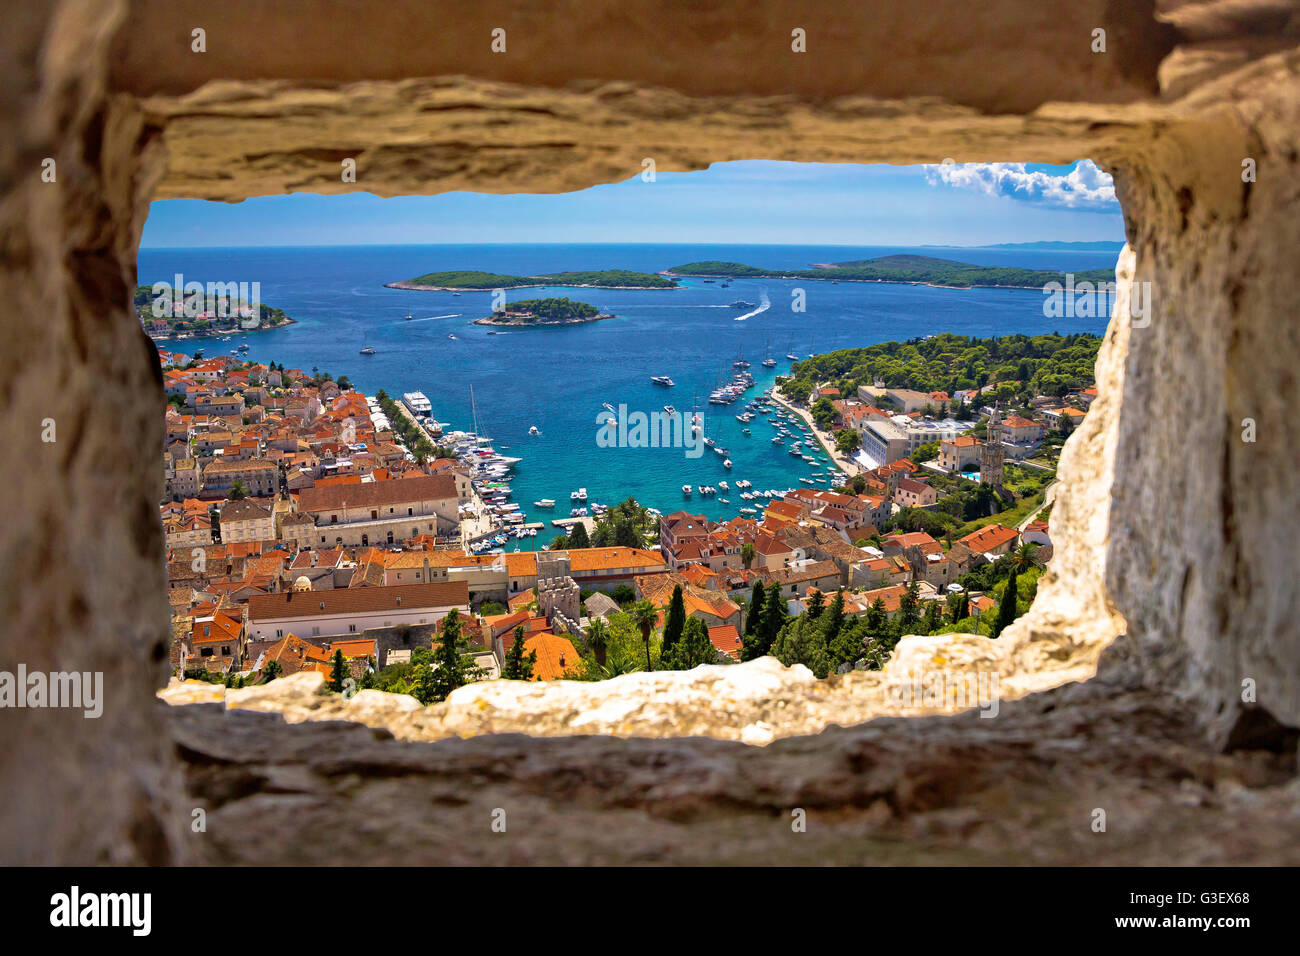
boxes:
[740,580,767,661]
[835,429,861,455]
[629,600,660,672]
[948,591,969,623]
[568,521,591,549]
[822,589,846,644]
[585,616,610,668]
[327,649,346,693]
[921,600,944,635]
[661,585,686,661]
[262,659,282,683]
[413,609,483,703]
[805,588,826,620]
[898,581,921,635]
[229,480,250,500]
[741,542,756,570]
[756,586,788,656]
[664,617,718,670]
[502,624,537,680]
[993,565,1019,638]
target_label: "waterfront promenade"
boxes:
[770,388,862,477]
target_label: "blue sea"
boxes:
[140,243,1116,548]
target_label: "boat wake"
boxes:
[406,313,461,322]
[733,292,771,322]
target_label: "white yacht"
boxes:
[534,498,555,508]
[528,425,540,435]
[682,485,692,497]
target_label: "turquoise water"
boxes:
[140,243,1114,548]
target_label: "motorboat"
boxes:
[534,498,556,508]
[528,425,540,435]
[682,485,692,496]
[651,376,675,387]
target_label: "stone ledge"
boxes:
[167,676,1300,865]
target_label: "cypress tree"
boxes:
[993,565,1019,637]
[756,586,788,656]
[502,623,536,680]
[745,580,765,637]
[328,649,346,693]
[805,589,826,619]
[661,585,686,659]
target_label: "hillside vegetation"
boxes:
[782,332,1102,399]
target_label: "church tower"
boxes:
[980,404,1005,488]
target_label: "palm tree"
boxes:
[585,617,610,669]
[741,542,755,570]
[1009,540,1039,573]
[628,600,660,672]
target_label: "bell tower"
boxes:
[980,404,1005,488]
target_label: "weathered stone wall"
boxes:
[2,0,1298,864]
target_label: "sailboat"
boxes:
[785,338,799,361]
[762,338,777,368]
[360,332,376,355]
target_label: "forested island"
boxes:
[134,284,295,338]
[664,254,1115,289]
[473,297,611,326]
[781,332,1102,400]
[388,269,679,291]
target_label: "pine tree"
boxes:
[740,580,767,661]
[822,590,845,645]
[328,649,346,692]
[502,623,537,680]
[771,615,831,677]
[993,565,1019,637]
[666,617,718,670]
[262,659,282,683]
[921,600,944,635]
[423,609,483,703]
[661,585,686,660]
[898,581,921,634]
[567,521,591,549]
[829,618,866,671]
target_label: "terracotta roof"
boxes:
[247,581,468,621]
[298,474,457,513]
[523,633,580,680]
[956,523,1020,554]
[707,624,742,661]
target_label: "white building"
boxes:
[245,580,469,642]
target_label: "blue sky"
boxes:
[141,160,1123,248]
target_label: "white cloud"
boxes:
[924,160,1117,210]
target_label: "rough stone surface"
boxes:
[166,677,1300,865]
[3,0,1299,864]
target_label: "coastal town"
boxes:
[159,330,1094,696]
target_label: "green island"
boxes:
[473,296,611,327]
[134,284,294,338]
[387,269,679,291]
[665,254,1115,289]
